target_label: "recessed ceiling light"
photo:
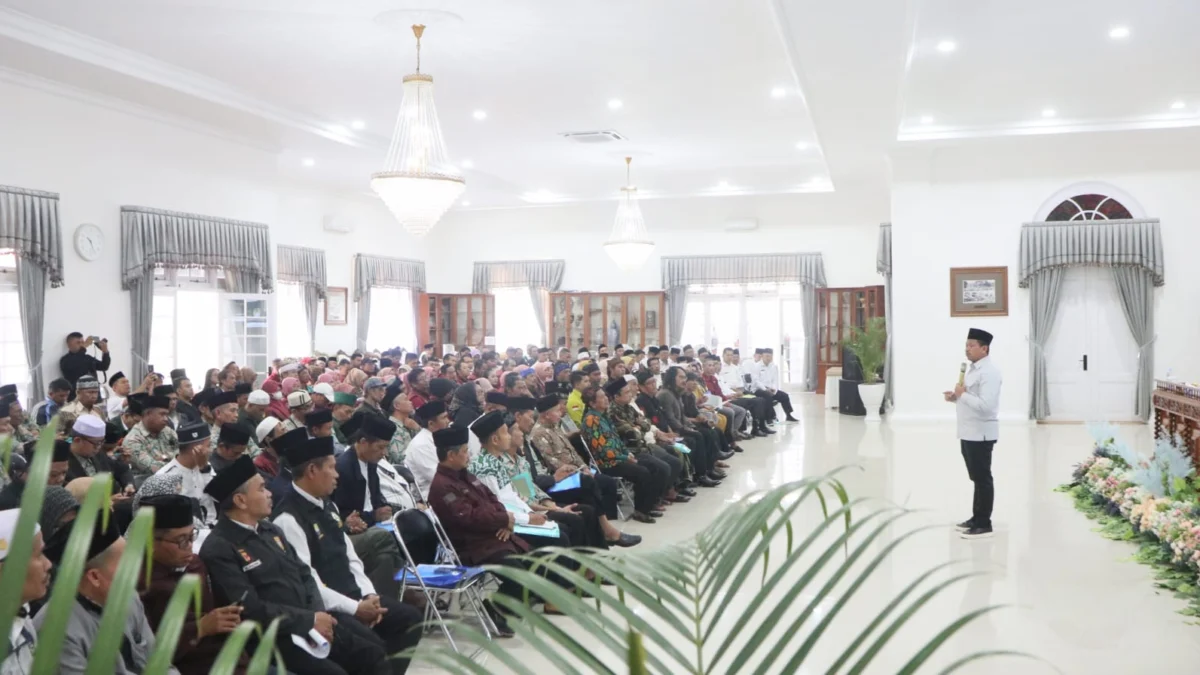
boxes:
[1109,26,1130,39]
[350,120,366,130]
[920,115,934,124]
[608,99,623,110]
[461,200,471,207]
[301,158,315,167]
[329,124,348,135]
[795,142,809,150]
[936,40,957,53]
[473,110,488,121]
[1171,101,1186,110]
[716,180,732,191]
[1042,108,1057,118]
[770,87,787,99]
[460,159,474,169]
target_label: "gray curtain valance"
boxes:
[277,245,328,298]
[354,254,426,300]
[0,184,64,287]
[1018,219,1164,289]
[472,259,565,293]
[120,205,274,292]
[661,253,827,289]
[876,223,892,275]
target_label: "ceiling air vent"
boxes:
[560,130,627,144]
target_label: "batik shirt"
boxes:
[386,418,416,466]
[581,408,630,469]
[609,402,653,454]
[12,419,39,445]
[210,422,261,458]
[529,422,588,471]
[467,451,550,507]
[124,422,180,477]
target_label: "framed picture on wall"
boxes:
[950,266,1008,317]
[324,287,348,325]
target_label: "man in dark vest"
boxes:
[198,455,391,675]
[273,436,422,674]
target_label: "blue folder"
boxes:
[548,472,582,493]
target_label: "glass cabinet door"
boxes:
[469,296,484,346]
[454,298,468,347]
[553,295,567,348]
[589,295,604,346]
[606,295,623,346]
[439,297,453,348]
[643,294,661,346]
[569,295,585,349]
[626,296,642,348]
[485,296,495,344]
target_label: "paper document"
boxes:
[514,521,561,538]
[673,442,691,455]
[291,629,331,659]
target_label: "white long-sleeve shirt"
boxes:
[719,363,745,394]
[956,356,1002,442]
[402,429,438,500]
[272,483,374,615]
[738,360,763,390]
[758,362,781,390]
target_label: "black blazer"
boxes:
[65,451,133,492]
[331,448,387,525]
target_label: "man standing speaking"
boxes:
[944,328,1001,540]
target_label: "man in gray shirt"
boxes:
[944,328,1002,540]
[35,516,178,674]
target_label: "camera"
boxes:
[89,335,104,343]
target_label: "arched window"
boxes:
[1045,194,1134,221]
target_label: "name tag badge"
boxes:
[242,560,263,572]
[313,522,323,538]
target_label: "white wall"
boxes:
[891,134,1200,420]
[427,193,884,293]
[0,79,429,388]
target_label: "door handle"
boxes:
[1080,354,1088,371]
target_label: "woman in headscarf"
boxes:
[317,371,337,385]
[203,368,221,391]
[281,377,301,398]
[546,363,572,397]
[475,378,494,396]
[450,381,484,427]
[486,366,503,390]
[525,366,546,397]
[428,377,457,406]
[40,485,80,542]
[346,368,368,396]
[261,379,289,421]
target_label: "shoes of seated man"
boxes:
[677,487,697,497]
[762,427,776,435]
[960,525,993,539]
[631,511,657,523]
[752,429,768,438]
[648,509,666,518]
[717,450,735,461]
[697,475,721,487]
[785,415,799,422]
[731,444,745,453]
[708,470,727,480]
[671,494,692,503]
[484,600,516,638]
[610,532,642,547]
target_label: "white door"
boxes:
[1044,267,1139,421]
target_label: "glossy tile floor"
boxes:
[410,395,1200,673]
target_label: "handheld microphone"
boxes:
[958,362,967,386]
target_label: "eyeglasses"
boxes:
[155,531,197,548]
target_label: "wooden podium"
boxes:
[1152,384,1200,465]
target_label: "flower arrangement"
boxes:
[1064,428,1200,618]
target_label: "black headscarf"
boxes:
[450,382,483,427]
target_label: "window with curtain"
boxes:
[494,286,541,351]
[366,287,416,352]
[149,266,267,377]
[0,250,29,393]
[276,282,310,359]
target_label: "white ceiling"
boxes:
[0,0,1196,212]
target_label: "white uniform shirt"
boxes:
[3,611,35,675]
[719,363,745,394]
[956,356,1002,442]
[155,458,215,526]
[759,362,781,391]
[738,360,763,390]
[105,393,126,420]
[402,428,438,500]
[273,484,374,615]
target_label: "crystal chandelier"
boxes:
[371,25,465,236]
[604,157,655,271]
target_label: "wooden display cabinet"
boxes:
[416,293,495,355]
[549,292,666,351]
[816,285,885,394]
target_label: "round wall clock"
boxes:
[74,223,104,261]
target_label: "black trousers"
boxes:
[729,396,769,428]
[753,391,779,421]
[759,389,793,415]
[277,610,389,675]
[603,459,666,513]
[373,595,423,675]
[535,472,619,523]
[960,440,995,528]
[546,504,607,548]
[677,429,713,475]
[393,508,439,565]
[482,549,577,608]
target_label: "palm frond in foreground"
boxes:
[417,473,1041,674]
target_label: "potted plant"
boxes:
[844,317,887,421]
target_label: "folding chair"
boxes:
[387,490,501,654]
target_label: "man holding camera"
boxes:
[59,332,111,398]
